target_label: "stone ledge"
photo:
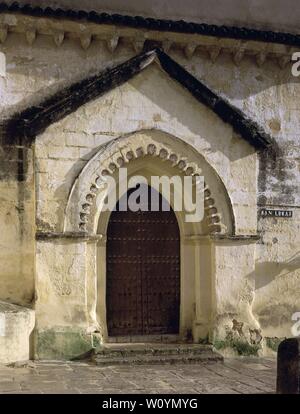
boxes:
[36,231,103,241]
[211,234,260,240]
[37,232,261,243]
[0,6,297,65]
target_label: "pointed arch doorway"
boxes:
[106,184,180,337]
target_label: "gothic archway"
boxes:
[64,129,235,342]
[64,129,234,236]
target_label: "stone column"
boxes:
[192,236,213,342]
[96,235,108,341]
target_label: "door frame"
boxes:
[96,159,210,343]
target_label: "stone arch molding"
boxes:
[64,130,234,235]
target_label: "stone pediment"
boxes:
[2,47,272,149]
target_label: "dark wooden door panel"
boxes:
[106,185,180,337]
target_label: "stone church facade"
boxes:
[0,2,299,362]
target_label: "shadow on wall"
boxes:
[251,252,300,290]
[36,146,102,232]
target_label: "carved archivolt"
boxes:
[64,131,232,235]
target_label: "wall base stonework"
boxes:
[34,327,101,360]
[0,301,35,364]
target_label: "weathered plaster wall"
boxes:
[30,55,258,357]
[35,239,97,359]
[254,211,300,339]
[0,31,299,357]
[0,144,35,306]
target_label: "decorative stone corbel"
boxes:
[278,55,290,69]
[53,31,65,47]
[106,35,119,53]
[132,37,145,53]
[25,28,36,45]
[208,45,221,63]
[233,48,245,65]
[80,33,92,50]
[256,51,267,67]
[162,40,172,53]
[184,43,197,59]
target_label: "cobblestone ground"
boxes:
[0,358,276,394]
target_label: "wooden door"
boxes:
[106,185,180,336]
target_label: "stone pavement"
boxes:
[0,358,276,394]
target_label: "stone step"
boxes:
[93,344,223,366]
[107,335,180,344]
[95,343,214,356]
